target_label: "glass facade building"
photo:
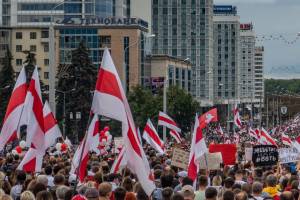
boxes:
[152,0,214,106]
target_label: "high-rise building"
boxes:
[254,46,264,105]
[152,0,214,106]
[240,23,256,104]
[213,5,240,104]
[0,28,11,71]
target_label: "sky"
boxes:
[214,0,300,79]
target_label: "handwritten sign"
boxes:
[252,145,278,166]
[245,148,253,161]
[199,152,223,170]
[171,148,190,170]
[278,148,300,164]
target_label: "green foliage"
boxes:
[265,79,300,94]
[56,42,97,141]
[128,85,200,134]
[0,48,15,124]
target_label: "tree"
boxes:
[0,48,15,124]
[56,42,97,142]
[167,86,200,133]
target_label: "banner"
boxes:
[199,152,223,170]
[252,145,278,166]
[245,148,253,161]
[278,148,300,164]
[209,144,237,165]
[171,148,189,170]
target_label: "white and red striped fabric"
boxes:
[143,119,165,154]
[281,132,292,146]
[0,67,27,150]
[43,101,62,149]
[110,147,127,174]
[292,136,300,153]
[158,111,181,133]
[259,127,278,147]
[90,116,100,154]
[233,104,242,129]
[188,108,218,182]
[17,67,45,173]
[170,130,182,143]
[91,48,155,195]
[216,125,224,136]
[249,127,260,140]
[70,115,98,182]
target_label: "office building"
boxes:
[254,46,264,105]
[240,23,256,104]
[152,0,214,106]
[213,5,240,105]
[0,28,11,71]
[147,55,192,93]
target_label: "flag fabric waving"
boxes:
[170,130,182,143]
[91,48,155,195]
[259,128,277,146]
[188,108,218,182]
[292,136,300,153]
[233,104,242,129]
[17,66,45,173]
[0,66,27,150]
[110,147,127,173]
[143,119,165,154]
[249,127,260,140]
[281,132,292,146]
[43,101,62,149]
[158,111,181,133]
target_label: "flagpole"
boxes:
[163,68,168,142]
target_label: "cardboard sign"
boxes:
[245,148,253,161]
[278,148,300,164]
[171,148,190,170]
[114,137,124,151]
[199,152,223,170]
[252,145,278,166]
[209,144,237,165]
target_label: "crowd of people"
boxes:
[0,137,299,200]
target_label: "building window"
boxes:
[44,72,49,79]
[30,45,36,52]
[41,30,49,38]
[30,32,37,39]
[44,43,49,52]
[16,32,22,39]
[44,59,49,66]
[16,59,22,66]
[99,36,111,48]
[16,45,22,52]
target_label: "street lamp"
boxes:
[123,34,155,92]
[55,88,75,137]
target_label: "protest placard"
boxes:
[171,148,190,170]
[278,148,300,164]
[252,145,278,166]
[114,137,124,151]
[199,152,223,170]
[245,148,253,161]
[209,144,237,165]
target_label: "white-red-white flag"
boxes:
[70,115,98,182]
[91,48,155,195]
[216,125,224,136]
[43,101,62,149]
[143,119,164,154]
[110,147,127,174]
[170,130,182,143]
[0,66,27,150]
[158,111,181,133]
[18,66,45,173]
[249,127,259,140]
[292,136,300,153]
[281,132,292,146]
[188,108,218,182]
[259,127,277,146]
[233,104,242,129]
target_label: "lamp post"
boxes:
[123,34,155,92]
[49,2,65,116]
[55,88,75,137]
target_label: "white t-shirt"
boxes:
[47,175,55,187]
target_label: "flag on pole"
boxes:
[216,125,224,136]
[158,111,181,133]
[169,130,182,143]
[233,104,242,129]
[259,127,278,146]
[70,115,98,182]
[249,127,260,140]
[43,101,62,149]
[281,132,292,146]
[188,108,218,182]
[91,48,155,195]
[0,66,27,150]
[110,147,127,173]
[143,119,164,154]
[292,136,300,153]
[17,66,45,173]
